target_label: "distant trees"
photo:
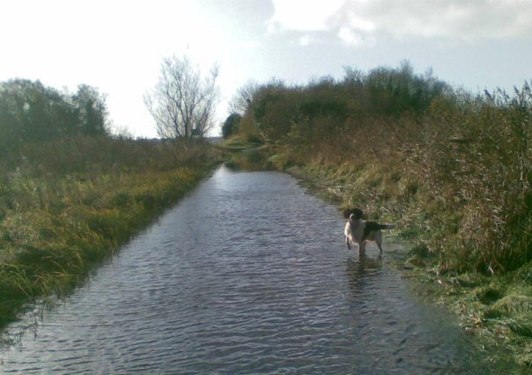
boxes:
[234,61,451,144]
[145,55,220,139]
[228,80,259,115]
[73,85,108,136]
[0,79,109,151]
[248,81,299,142]
[222,113,242,139]
[363,61,450,115]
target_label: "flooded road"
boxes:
[1,166,489,374]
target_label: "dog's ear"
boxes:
[342,208,352,219]
[353,208,364,219]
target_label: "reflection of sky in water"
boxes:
[1,166,493,374]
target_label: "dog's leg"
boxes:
[344,222,353,250]
[359,241,366,256]
[375,232,384,254]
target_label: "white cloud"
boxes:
[348,15,375,33]
[268,0,346,32]
[338,27,360,46]
[268,0,532,45]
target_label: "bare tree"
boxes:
[145,55,219,139]
[228,80,259,115]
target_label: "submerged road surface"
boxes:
[1,166,490,374]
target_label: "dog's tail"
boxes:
[378,224,395,230]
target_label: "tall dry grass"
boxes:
[414,88,530,273]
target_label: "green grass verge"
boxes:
[218,135,263,151]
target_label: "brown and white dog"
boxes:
[343,208,395,255]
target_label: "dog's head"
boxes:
[343,208,364,220]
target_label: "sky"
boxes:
[1,0,531,138]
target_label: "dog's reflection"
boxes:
[345,254,383,297]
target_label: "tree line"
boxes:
[222,61,451,142]
[0,79,108,153]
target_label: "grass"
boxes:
[218,134,262,151]
[0,137,222,331]
[404,255,532,372]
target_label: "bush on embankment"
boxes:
[228,63,531,369]
[0,136,221,329]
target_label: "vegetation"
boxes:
[222,113,242,139]
[144,54,220,139]
[0,79,108,152]
[0,79,222,331]
[226,61,531,370]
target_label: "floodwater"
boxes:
[0,166,490,374]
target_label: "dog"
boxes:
[343,208,395,255]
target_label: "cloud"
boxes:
[267,0,346,33]
[337,27,375,47]
[268,0,532,45]
[362,0,532,39]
